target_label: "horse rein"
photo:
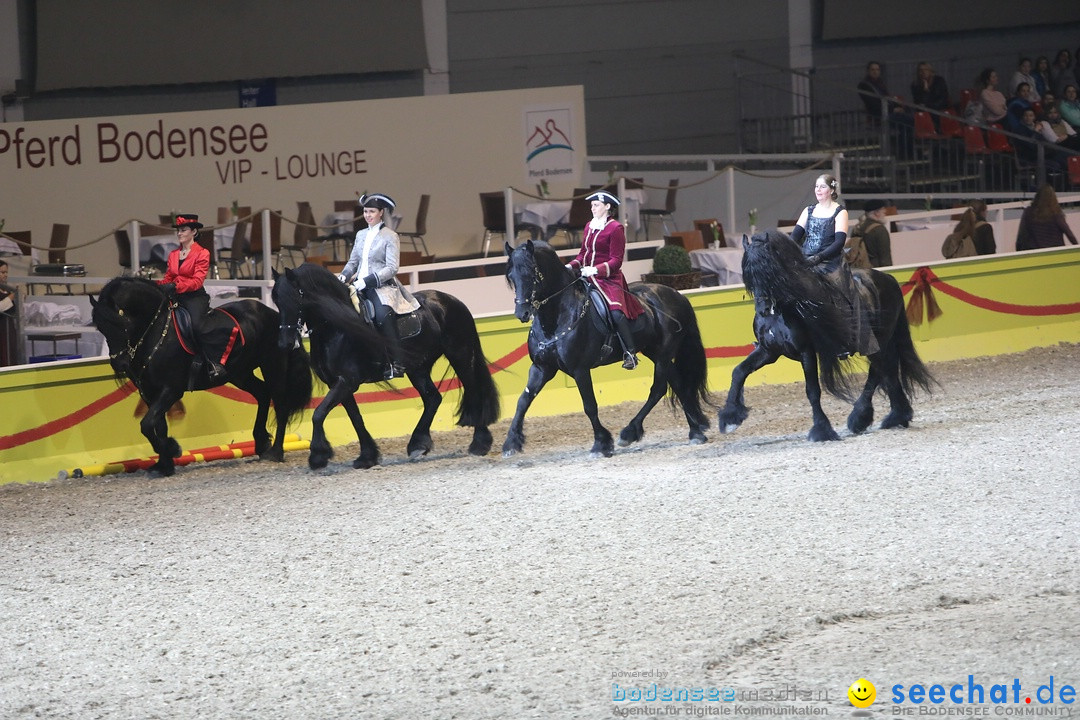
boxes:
[110,296,172,386]
[524,269,593,350]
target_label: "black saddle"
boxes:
[172,305,240,357]
[360,297,423,340]
[586,286,650,335]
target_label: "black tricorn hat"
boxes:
[172,213,204,230]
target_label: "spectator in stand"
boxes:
[968,200,997,255]
[1014,108,1066,176]
[1005,82,1034,133]
[1060,85,1080,128]
[1032,56,1052,98]
[977,68,1008,124]
[1036,103,1080,152]
[1050,49,1073,97]
[857,61,914,158]
[911,62,950,113]
[1074,45,1080,88]
[1016,184,1078,251]
[1010,58,1041,103]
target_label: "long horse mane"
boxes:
[93,276,166,330]
[743,229,854,326]
[286,263,388,351]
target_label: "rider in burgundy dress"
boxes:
[565,191,644,369]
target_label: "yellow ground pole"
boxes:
[2,248,1079,485]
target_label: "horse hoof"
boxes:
[808,429,841,442]
[501,448,518,459]
[408,448,428,460]
[689,432,707,445]
[617,437,631,447]
[720,423,740,434]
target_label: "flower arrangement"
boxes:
[231,200,240,218]
[748,208,758,228]
[540,179,550,198]
[710,220,721,247]
[652,244,693,275]
[923,195,933,211]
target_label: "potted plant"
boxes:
[642,243,700,290]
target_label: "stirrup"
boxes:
[207,361,226,381]
[622,352,639,370]
[383,363,404,380]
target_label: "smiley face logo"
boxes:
[848,678,876,708]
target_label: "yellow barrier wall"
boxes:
[3,248,1079,484]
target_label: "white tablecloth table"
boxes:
[139,234,179,264]
[689,248,745,286]
[515,200,571,236]
[0,236,24,256]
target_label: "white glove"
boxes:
[336,273,347,283]
[580,266,598,278]
[564,263,574,271]
[353,277,366,292]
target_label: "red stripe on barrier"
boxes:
[902,267,1080,318]
[0,382,139,451]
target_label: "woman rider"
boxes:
[565,191,644,369]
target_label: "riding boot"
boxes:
[188,356,204,390]
[379,315,405,380]
[612,311,638,370]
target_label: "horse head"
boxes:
[741,228,814,301]
[272,267,304,350]
[91,277,168,376]
[505,239,574,324]
[505,239,540,323]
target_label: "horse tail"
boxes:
[276,343,314,429]
[892,308,937,397]
[440,294,502,428]
[816,351,857,403]
[667,301,713,425]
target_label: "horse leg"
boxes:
[618,361,674,447]
[501,363,557,457]
[308,379,352,470]
[574,371,614,458]
[237,374,276,459]
[142,389,184,476]
[801,352,840,442]
[340,392,381,469]
[877,351,914,429]
[847,365,881,434]
[719,345,778,433]
[404,368,441,459]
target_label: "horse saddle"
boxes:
[586,286,650,338]
[359,296,423,340]
[172,305,243,358]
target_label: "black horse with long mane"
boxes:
[718,229,935,441]
[503,240,712,457]
[273,263,501,470]
[91,277,313,475]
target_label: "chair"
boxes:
[1069,156,1080,188]
[194,227,220,279]
[220,220,250,279]
[693,219,726,248]
[396,250,437,285]
[397,194,430,255]
[913,111,945,140]
[963,125,991,155]
[279,201,317,269]
[957,89,976,115]
[547,188,593,248]
[939,110,964,139]
[986,124,1014,153]
[115,229,133,275]
[40,223,78,294]
[479,192,540,257]
[247,212,282,274]
[639,179,678,240]
[158,214,175,226]
[663,231,705,252]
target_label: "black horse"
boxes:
[91,277,313,475]
[272,263,501,470]
[718,229,935,441]
[502,240,712,457]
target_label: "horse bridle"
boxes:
[277,284,308,337]
[518,263,593,350]
[108,296,173,386]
